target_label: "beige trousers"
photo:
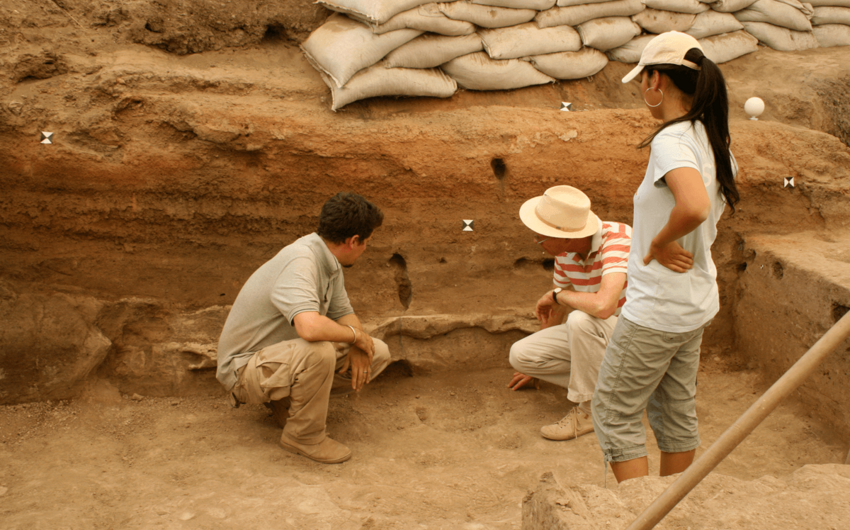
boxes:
[232,338,391,444]
[509,310,618,404]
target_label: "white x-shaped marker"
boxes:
[784,177,794,188]
[40,132,53,144]
[462,220,474,232]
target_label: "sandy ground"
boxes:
[1,355,846,530]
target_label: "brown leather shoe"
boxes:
[540,407,594,441]
[279,433,352,464]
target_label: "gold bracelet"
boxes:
[347,325,357,345]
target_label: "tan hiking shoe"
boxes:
[540,407,594,441]
[279,433,352,464]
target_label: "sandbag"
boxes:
[557,0,616,6]
[811,6,850,25]
[524,48,610,78]
[806,0,850,7]
[322,63,458,110]
[478,23,582,59]
[365,3,476,35]
[577,17,643,50]
[441,51,556,90]
[606,34,656,62]
[686,10,745,38]
[317,0,437,24]
[643,0,710,14]
[438,1,537,28]
[536,0,646,28]
[699,30,759,63]
[813,23,850,45]
[734,0,814,32]
[384,34,484,68]
[632,8,697,33]
[302,14,423,88]
[472,0,556,9]
[709,0,759,13]
[741,20,820,49]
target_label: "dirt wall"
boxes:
[2,0,850,407]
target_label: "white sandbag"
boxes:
[523,48,609,78]
[709,0,758,13]
[632,8,697,33]
[606,34,656,62]
[577,17,643,50]
[699,30,759,63]
[302,14,423,88]
[811,6,850,25]
[806,0,850,7]
[322,63,458,110]
[478,23,582,59]
[365,3,476,35]
[741,20,819,49]
[643,0,710,14]
[536,0,646,28]
[317,0,436,24]
[557,0,616,6]
[438,1,537,28]
[734,0,814,32]
[686,10,744,38]
[773,0,814,14]
[813,23,850,45]
[441,51,556,90]
[384,34,484,68]
[472,0,556,9]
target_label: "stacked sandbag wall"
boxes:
[809,0,850,47]
[301,0,842,110]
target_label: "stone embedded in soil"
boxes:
[523,464,850,530]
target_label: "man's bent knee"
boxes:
[299,340,337,371]
[566,310,598,334]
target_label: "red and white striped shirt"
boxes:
[553,221,632,316]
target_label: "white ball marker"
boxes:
[744,97,764,121]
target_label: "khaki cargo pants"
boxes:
[232,338,391,444]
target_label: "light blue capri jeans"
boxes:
[591,316,710,463]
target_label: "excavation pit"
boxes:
[2,3,850,528]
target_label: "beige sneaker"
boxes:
[279,433,352,464]
[540,407,594,441]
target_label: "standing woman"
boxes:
[591,32,740,483]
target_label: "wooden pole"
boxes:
[625,310,850,530]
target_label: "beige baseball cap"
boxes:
[519,185,599,239]
[621,31,704,84]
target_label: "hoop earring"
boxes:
[644,88,663,108]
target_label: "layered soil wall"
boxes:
[2,0,850,431]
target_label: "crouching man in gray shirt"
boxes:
[216,192,390,464]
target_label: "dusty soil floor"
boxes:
[1,356,846,530]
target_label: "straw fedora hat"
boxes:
[519,185,599,239]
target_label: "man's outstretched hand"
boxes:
[507,372,539,391]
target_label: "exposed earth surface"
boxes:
[2,1,850,529]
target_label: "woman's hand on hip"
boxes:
[644,241,694,273]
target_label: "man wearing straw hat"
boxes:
[508,185,631,441]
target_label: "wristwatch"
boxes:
[553,288,562,305]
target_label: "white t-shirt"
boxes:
[621,120,737,333]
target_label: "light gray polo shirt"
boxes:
[216,233,354,390]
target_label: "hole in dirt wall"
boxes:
[387,328,528,373]
[388,254,412,310]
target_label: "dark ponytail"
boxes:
[639,48,740,214]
